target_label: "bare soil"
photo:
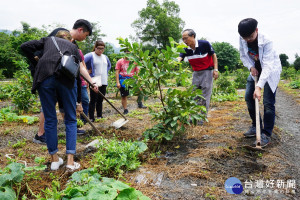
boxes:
[0,86,299,200]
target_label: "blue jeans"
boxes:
[38,76,77,155]
[245,75,276,137]
[80,85,89,122]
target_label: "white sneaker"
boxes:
[66,162,80,171]
[51,157,64,170]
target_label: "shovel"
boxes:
[81,74,129,129]
[80,111,101,135]
[244,76,264,151]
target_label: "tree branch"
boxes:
[157,78,167,113]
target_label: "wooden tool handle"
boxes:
[254,76,261,145]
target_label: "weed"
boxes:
[4,128,12,135]
[77,138,84,143]
[205,193,216,200]
[0,106,38,124]
[41,146,47,151]
[95,117,107,122]
[77,119,84,128]
[58,132,65,138]
[257,152,263,158]
[25,171,42,181]
[49,173,57,180]
[17,150,24,158]
[12,139,27,149]
[24,157,47,172]
[127,109,148,117]
[91,137,148,177]
[149,150,161,160]
[58,139,66,144]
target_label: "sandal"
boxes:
[66,162,80,171]
[51,157,64,170]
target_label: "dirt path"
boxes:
[275,88,300,182]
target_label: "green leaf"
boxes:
[0,186,17,200]
[34,157,45,164]
[34,165,47,171]
[87,185,118,200]
[132,142,148,154]
[170,120,177,127]
[101,178,129,191]
[115,188,138,200]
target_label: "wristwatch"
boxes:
[214,69,218,72]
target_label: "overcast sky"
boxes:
[1,0,299,62]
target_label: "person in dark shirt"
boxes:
[33,20,92,143]
[177,29,219,125]
[21,30,97,171]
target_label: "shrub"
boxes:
[0,69,6,80]
[214,73,236,94]
[294,57,300,71]
[234,68,249,89]
[10,60,38,114]
[212,72,240,102]
[289,80,300,89]
[118,37,206,142]
[281,67,297,80]
[0,82,13,100]
[144,86,205,141]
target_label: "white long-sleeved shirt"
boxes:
[239,33,282,93]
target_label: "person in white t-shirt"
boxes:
[84,41,111,121]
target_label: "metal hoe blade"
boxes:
[80,73,129,129]
[111,119,129,129]
[243,144,265,152]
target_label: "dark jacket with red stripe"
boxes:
[179,40,215,71]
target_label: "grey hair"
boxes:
[182,29,196,38]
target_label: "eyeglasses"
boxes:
[96,47,105,50]
[182,36,189,41]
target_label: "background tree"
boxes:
[211,42,239,72]
[0,32,15,78]
[131,0,185,49]
[1,22,46,78]
[104,43,115,55]
[294,56,300,71]
[279,53,289,67]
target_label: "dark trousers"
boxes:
[89,85,107,120]
[245,75,276,137]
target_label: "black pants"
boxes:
[89,85,107,120]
